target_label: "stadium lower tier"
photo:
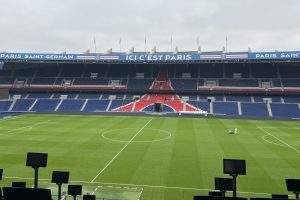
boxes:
[2,93,300,119]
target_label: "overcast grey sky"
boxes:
[0,0,299,53]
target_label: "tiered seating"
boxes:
[219,79,258,87]
[78,93,101,99]
[52,93,77,99]
[213,102,238,116]
[83,64,109,77]
[0,101,12,111]
[110,100,126,110]
[127,79,153,90]
[241,103,269,117]
[130,64,153,78]
[12,99,35,111]
[171,79,198,90]
[73,78,109,85]
[57,100,84,112]
[31,78,55,85]
[226,95,251,102]
[199,95,224,102]
[252,64,278,78]
[31,99,60,112]
[83,100,110,112]
[282,79,300,87]
[36,65,60,77]
[164,100,183,111]
[107,64,130,78]
[60,64,84,77]
[27,93,52,99]
[271,103,300,118]
[253,96,281,103]
[199,64,223,78]
[14,68,37,77]
[284,96,300,103]
[224,63,250,78]
[278,64,300,78]
[0,77,14,85]
[272,79,282,87]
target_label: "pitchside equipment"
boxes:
[11,182,26,188]
[2,187,52,200]
[286,179,300,200]
[68,185,82,200]
[26,152,48,188]
[215,177,233,196]
[51,171,70,200]
[223,159,246,198]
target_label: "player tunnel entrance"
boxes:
[154,103,163,112]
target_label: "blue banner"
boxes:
[0,51,300,62]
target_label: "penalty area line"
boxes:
[90,117,154,183]
[257,126,300,155]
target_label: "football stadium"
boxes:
[0,49,299,200]
[1,0,300,199]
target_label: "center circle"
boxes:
[101,128,171,143]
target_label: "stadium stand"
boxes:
[0,57,299,119]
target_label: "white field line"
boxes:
[90,117,154,183]
[0,121,50,136]
[138,188,144,200]
[0,115,23,121]
[258,126,300,129]
[257,126,300,155]
[261,135,285,147]
[2,176,273,196]
[0,126,32,135]
[91,186,101,195]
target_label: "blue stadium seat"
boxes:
[83,100,110,112]
[27,93,52,99]
[12,99,35,111]
[271,103,300,118]
[213,102,238,116]
[0,101,12,111]
[78,93,101,99]
[31,99,60,112]
[171,79,198,90]
[241,103,269,117]
[127,79,153,90]
[284,96,300,103]
[226,95,251,102]
[57,100,84,112]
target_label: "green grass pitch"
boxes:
[0,114,299,199]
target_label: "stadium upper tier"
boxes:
[0,63,300,92]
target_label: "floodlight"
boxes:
[83,194,96,200]
[68,185,82,200]
[51,171,70,200]
[26,152,48,188]
[286,179,300,199]
[11,182,26,188]
[223,159,246,198]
